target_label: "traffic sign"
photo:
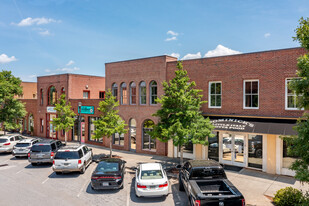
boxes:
[78,106,94,114]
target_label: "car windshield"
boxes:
[31,145,51,152]
[0,138,8,143]
[15,143,30,147]
[96,162,119,172]
[54,151,79,159]
[190,168,225,179]
[141,170,163,179]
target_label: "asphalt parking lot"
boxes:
[0,146,187,206]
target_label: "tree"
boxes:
[0,70,26,134]
[284,17,309,183]
[150,61,215,164]
[94,90,127,158]
[52,94,75,144]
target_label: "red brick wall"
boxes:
[21,99,38,134]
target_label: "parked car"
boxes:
[248,135,263,158]
[28,140,64,165]
[91,158,126,190]
[0,134,24,153]
[135,163,169,198]
[52,145,92,174]
[178,160,245,206]
[12,138,40,157]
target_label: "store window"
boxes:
[139,81,146,105]
[244,80,259,109]
[112,83,118,101]
[129,118,137,150]
[286,78,302,110]
[209,82,222,108]
[99,91,105,99]
[150,81,157,105]
[120,82,128,105]
[142,119,156,151]
[130,82,136,105]
[208,131,219,161]
[48,86,57,106]
[113,133,124,146]
[248,134,263,169]
[83,91,90,99]
[88,117,102,142]
[283,140,299,169]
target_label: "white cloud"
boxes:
[170,53,180,59]
[182,52,202,60]
[29,75,37,79]
[167,30,178,36]
[204,45,241,58]
[264,33,271,38]
[45,69,51,73]
[66,60,75,66]
[56,67,80,73]
[0,54,17,63]
[38,29,51,36]
[165,36,177,41]
[14,17,60,27]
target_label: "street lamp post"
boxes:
[78,102,82,144]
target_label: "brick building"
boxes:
[105,47,307,176]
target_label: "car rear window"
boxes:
[54,151,79,159]
[15,143,30,147]
[141,170,163,179]
[0,139,8,143]
[96,162,119,172]
[31,145,51,152]
[190,168,225,179]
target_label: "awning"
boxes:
[208,117,297,136]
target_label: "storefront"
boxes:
[46,106,57,139]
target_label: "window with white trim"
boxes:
[244,80,259,109]
[209,82,221,108]
[130,82,136,105]
[150,81,157,105]
[112,83,118,101]
[120,82,127,105]
[285,78,302,110]
[139,81,146,105]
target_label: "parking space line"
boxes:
[16,169,23,174]
[42,178,49,184]
[77,177,89,198]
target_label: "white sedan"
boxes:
[135,163,169,197]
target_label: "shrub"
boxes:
[273,187,306,206]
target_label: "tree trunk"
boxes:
[180,145,184,165]
[109,137,113,158]
[65,131,67,145]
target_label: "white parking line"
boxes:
[42,178,49,184]
[16,169,23,174]
[77,177,89,198]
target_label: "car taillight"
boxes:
[78,159,82,164]
[159,181,168,188]
[136,183,147,189]
[53,160,55,165]
[51,152,54,157]
[242,199,245,206]
[4,143,10,146]
[194,200,201,206]
[28,153,30,157]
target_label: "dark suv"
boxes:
[28,140,64,165]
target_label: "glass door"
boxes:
[221,133,246,167]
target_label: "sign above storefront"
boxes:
[78,106,94,114]
[46,106,56,113]
[211,119,254,131]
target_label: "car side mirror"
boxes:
[123,160,127,164]
[176,164,182,169]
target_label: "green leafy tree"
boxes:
[150,61,215,164]
[52,94,75,144]
[94,90,127,158]
[0,70,26,134]
[285,17,309,182]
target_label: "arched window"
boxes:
[139,81,146,105]
[120,83,127,105]
[61,87,65,95]
[112,83,118,101]
[48,86,57,106]
[40,89,43,105]
[113,119,125,146]
[150,81,157,105]
[129,119,137,151]
[142,119,156,151]
[130,82,136,105]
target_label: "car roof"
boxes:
[140,163,162,171]
[18,138,37,143]
[33,140,56,145]
[98,158,123,163]
[0,134,20,139]
[58,145,82,151]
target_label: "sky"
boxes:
[0,0,308,82]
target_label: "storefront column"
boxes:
[195,144,203,160]
[266,134,277,174]
[167,139,174,158]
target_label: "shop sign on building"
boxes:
[78,106,94,114]
[47,106,56,113]
[211,119,254,132]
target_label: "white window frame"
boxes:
[120,82,127,105]
[208,81,222,108]
[130,82,136,105]
[149,81,157,105]
[83,91,89,99]
[139,81,146,105]
[243,80,259,109]
[285,78,304,110]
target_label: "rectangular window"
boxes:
[88,117,103,142]
[244,80,259,109]
[40,119,44,133]
[99,91,105,99]
[83,91,90,99]
[113,133,124,146]
[285,78,302,110]
[140,87,146,105]
[130,87,136,104]
[142,128,156,151]
[209,82,222,108]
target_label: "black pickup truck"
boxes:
[177,160,245,206]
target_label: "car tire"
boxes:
[15,156,20,159]
[179,176,185,191]
[120,183,124,189]
[31,163,37,166]
[80,164,85,174]
[255,148,263,158]
[55,172,61,175]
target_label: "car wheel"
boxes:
[31,163,37,166]
[179,176,184,191]
[255,148,263,158]
[55,172,62,175]
[15,156,20,159]
[120,183,124,189]
[80,165,86,174]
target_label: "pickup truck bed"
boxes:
[194,180,234,196]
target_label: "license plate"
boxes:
[64,163,69,166]
[19,149,24,151]
[149,186,157,189]
[102,182,109,186]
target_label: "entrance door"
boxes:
[46,114,57,139]
[174,141,195,159]
[129,119,137,152]
[221,133,246,167]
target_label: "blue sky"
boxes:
[0,0,307,81]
